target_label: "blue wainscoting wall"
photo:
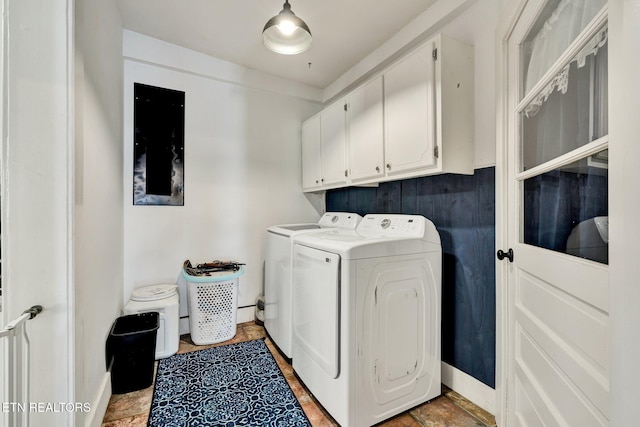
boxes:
[326,167,496,388]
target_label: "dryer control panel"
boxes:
[318,212,362,229]
[357,214,427,238]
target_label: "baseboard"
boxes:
[441,362,495,415]
[236,306,254,324]
[85,373,112,427]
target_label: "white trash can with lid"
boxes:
[124,284,179,359]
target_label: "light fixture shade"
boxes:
[262,1,312,55]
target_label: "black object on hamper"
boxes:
[106,312,159,394]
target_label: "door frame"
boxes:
[606,1,640,426]
[494,1,527,425]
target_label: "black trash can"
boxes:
[106,312,159,394]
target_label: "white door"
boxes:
[502,1,609,425]
[1,0,74,426]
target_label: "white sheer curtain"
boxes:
[524,0,607,117]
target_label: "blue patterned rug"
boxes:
[147,339,311,426]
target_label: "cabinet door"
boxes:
[348,76,384,182]
[301,115,322,191]
[320,100,348,187]
[384,42,437,175]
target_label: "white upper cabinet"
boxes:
[301,100,348,192]
[384,34,474,180]
[435,34,475,176]
[384,41,437,176]
[347,76,385,183]
[301,114,322,191]
[301,33,474,192]
[320,99,348,188]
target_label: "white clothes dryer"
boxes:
[292,214,442,427]
[264,212,362,358]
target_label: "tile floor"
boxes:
[101,322,496,427]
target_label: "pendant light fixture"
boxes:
[262,0,312,55]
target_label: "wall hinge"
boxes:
[432,48,438,60]
[434,146,439,158]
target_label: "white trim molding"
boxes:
[441,362,496,415]
[85,374,111,427]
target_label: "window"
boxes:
[518,0,608,264]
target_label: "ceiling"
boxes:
[116,0,439,89]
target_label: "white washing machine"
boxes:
[264,212,362,358]
[292,214,442,427]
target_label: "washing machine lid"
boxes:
[131,284,178,301]
[267,212,362,237]
[268,223,322,237]
[293,214,441,259]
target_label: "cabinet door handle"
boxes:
[315,180,319,184]
[376,166,380,173]
[345,170,348,177]
[386,163,391,170]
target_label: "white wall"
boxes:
[123,32,323,325]
[74,0,124,425]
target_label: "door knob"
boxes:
[497,248,514,262]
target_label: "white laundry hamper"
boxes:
[182,266,244,345]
